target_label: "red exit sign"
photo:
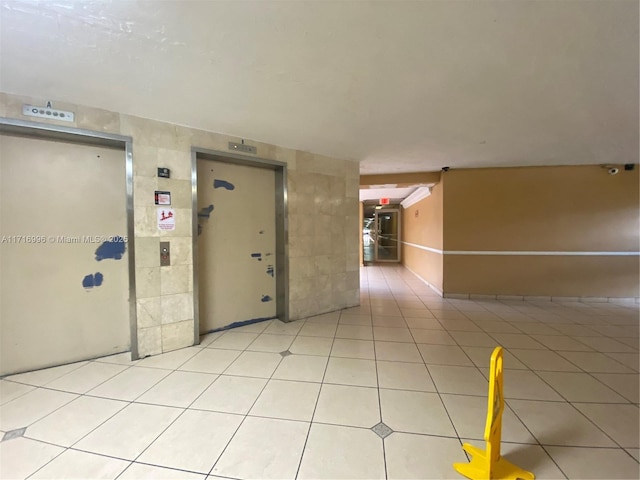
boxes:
[380,198,390,205]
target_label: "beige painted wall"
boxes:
[0,92,360,359]
[442,166,640,297]
[401,183,444,292]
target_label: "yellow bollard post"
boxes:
[453,346,535,480]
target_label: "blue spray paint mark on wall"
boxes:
[214,179,235,190]
[95,237,126,261]
[266,265,274,277]
[261,295,273,302]
[198,204,214,218]
[82,272,104,289]
[251,253,262,261]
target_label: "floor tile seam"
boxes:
[1,385,83,433]
[553,350,638,375]
[25,443,126,480]
[201,346,287,477]
[114,459,211,478]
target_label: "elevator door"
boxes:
[197,159,276,333]
[0,134,130,375]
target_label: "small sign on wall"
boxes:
[157,208,176,231]
[155,191,171,205]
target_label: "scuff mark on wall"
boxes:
[266,265,274,277]
[82,272,104,289]
[198,204,214,218]
[261,295,273,302]
[251,252,262,261]
[259,230,264,234]
[95,237,126,261]
[214,179,235,190]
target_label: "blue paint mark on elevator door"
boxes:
[95,237,126,261]
[214,179,235,190]
[82,272,104,289]
[261,295,273,302]
[266,265,274,277]
[198,204,214,218]
[251,253,262,261]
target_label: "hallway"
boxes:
[0,265,638,479]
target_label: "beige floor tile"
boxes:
[30,449,130,479]
[271,354,328,382]
[119,463,205,479]
[575,336,637,353]
[335,324,374,340]
[249,379,320,422]
[508,399,616,447]
[5,361,88,387]
[410,329,456,345]
[198,331,224,347]
[438,318,483,332]
[45,362,128,394]
[380,389,456,436]
[498,369,565,401]
[87,366,170,401]
[330,339,375,359]
[94,352,140,366]
[404,317,444,330]
[375,341,423,363]
[138,409,243,473]
[297,322,337,337]
[313,384,380,428]
[0,437,64,480]
[592,373,639,403]
[247,333,295,353]
[427,365,488,396]
[191,375,267,414]
[573,403,639,448]
[417,344,474,366]
[490,333,547,349]
[178,349,241,375]
[537,371,628,403]
[26,396,127,447]
[211,416,308,479]
[223,351,282,378]
[324,357,378,387]
[74,403,182,460]
[372,316,408,328]
[449,331,498,347]
[137,347,201,370]
[298,424,384,479]
[209,332,259,350]
[263,320,304,335]
[0,388,77,431]
[545,446,640,479]
[289,336,333,356]
[509,348,581,372]
[0,380,35,405]
[373,326,414,343]
[339,314,373,325]
[135,371,218,408]
[385,433,468,480]
[557,351,635,373]
[606,352,640,372]
[376,361,435,392]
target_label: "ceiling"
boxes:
[0,1,638,175]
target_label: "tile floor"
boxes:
[0,265,638,479]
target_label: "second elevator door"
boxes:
[197,159,277,333]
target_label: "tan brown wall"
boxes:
[442,166,640,297]
[401,183,444,292]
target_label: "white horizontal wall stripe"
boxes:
[402,241,443,254]
[401,242,640,256]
